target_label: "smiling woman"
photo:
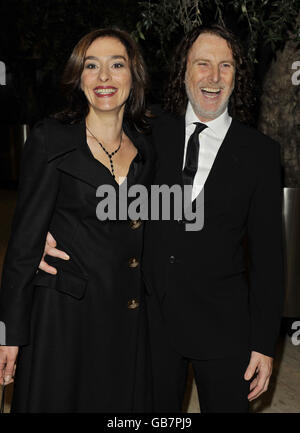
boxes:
[80,37,132,116]
[0,28,154,413]
[57,28,149,130]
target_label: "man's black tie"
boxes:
[182,122,207,187]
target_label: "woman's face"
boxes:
[80,36,132,115]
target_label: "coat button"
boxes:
[128,299,139,309]
[169,255,176,264]
[130,220,142,230]
[129,257,139,268]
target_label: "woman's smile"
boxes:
[93,86,118,97]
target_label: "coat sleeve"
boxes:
[0,120,60,346]
[247,138,284,358]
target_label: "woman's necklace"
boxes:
[86,125,123,179]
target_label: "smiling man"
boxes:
[141,24,284,413]
[185,32,235,121]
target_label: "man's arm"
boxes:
[244,137,284,401]
[247,138,284,357]
[39,232,70,275]
[244,351,273,401]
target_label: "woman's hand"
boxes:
[38,232,70,275]
[0,346,19,385]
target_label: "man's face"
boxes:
[185,33,235,121]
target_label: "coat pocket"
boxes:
[32,268,88,300]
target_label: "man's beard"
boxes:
[185,82,234,120]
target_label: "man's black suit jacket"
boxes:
[142,110,284,360]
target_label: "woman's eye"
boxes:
[198,63,207,66]
[112,62,124,69]
[85,63,97,69]
[222,63,231,68]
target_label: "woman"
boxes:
[0,28,154,412]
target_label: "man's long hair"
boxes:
[163,24,256,125]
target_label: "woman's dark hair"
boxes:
[54,28,149,131]
[163,24,256,125]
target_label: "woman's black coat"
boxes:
[0,117,154,412]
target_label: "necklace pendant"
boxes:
[86,124,123,182]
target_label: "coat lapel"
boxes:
[53,120,114,189]
[123,122,155,187]
[45,118,154,190]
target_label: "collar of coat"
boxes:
[42,117,155,189]
[44,117,150,160]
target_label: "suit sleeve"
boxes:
[247,139,284,358]
[0,120,60,346]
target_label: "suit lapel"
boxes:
[163,115,241,190]
[204,119,245,194]
[154,113,185,187]
[173,116,186,185]
[154,114,248,204]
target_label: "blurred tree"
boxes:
[259,12,300,187]
[137,0,300,65]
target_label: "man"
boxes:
[40,25,284,412]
